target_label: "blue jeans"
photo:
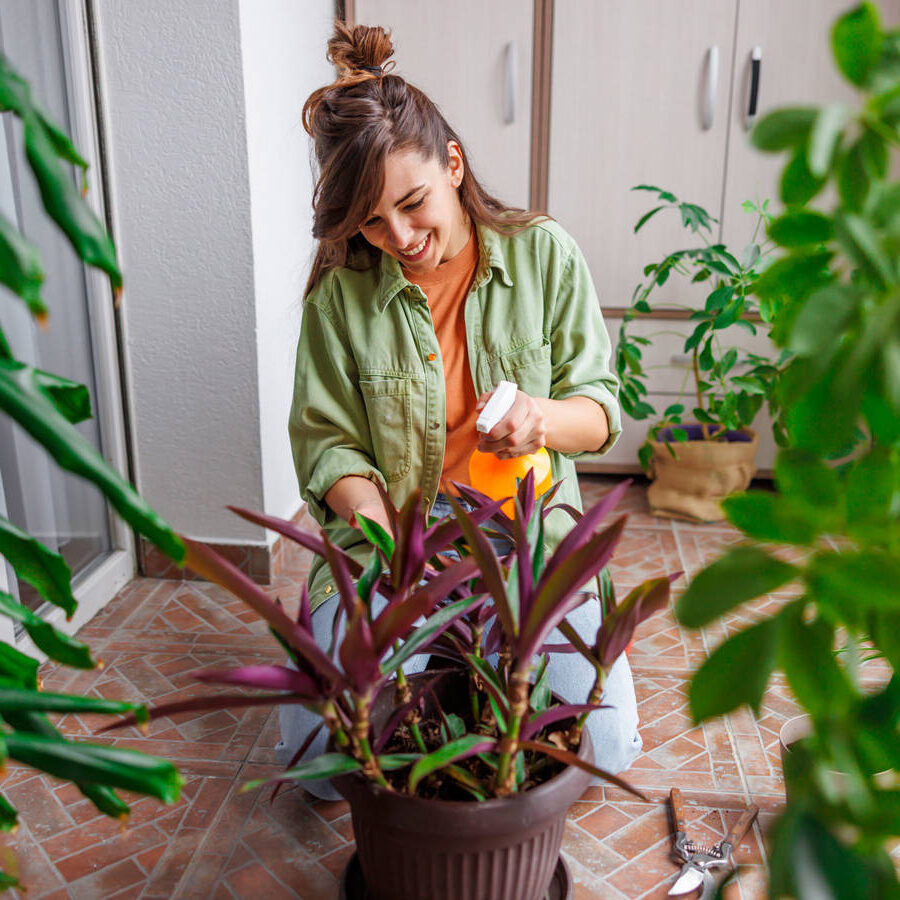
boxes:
[276,496,641,799]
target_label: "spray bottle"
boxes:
[468,380,552,516]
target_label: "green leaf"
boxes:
[530,660,551,713]
[689,619,777,723]
[0,358,184,563]
[408,734,492,794]
[807,551,900,612]
[723,491,820,545]
[6,733,183,803]
[845,446,894,533]
[781,148,827,205]
[753,250,833,306]
[355,514,394,559]
[778,604,854,719]
[637,442,653,472]
[838,139,872,212]
[832,2,882,87]
[728,375,766,395]
[835,213,896,289]
[786,284,858,358]
[0,591,95,668]
[774,448,842,510]
[0,642,38,689]
[767,210,834,247]
[704,286,733,312]
[676,546,799,628]
[663,403,685,417]
[807,104,849,176]
[0,518,76,616]
[0,794,17,833]
[634,205,666,233]
[377,753,422,771]
[248,753,361,788]
[0,689,148,722]
[0,212,46,319]
[684,321,710,352]
[32,369,92,424]
[751,107,817,152]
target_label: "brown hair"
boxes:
[302,21,544,296]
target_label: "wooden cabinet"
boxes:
[353,0,535,209]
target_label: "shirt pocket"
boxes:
[359,376,414,482]
[499,339,552,398]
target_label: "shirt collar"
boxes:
[374,222,514,312]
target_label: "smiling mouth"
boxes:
[398,233,430,261]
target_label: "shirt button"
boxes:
[324,585,333,594]
[424,497,431,507]
[427,352,436,361]
[431,421,441,430]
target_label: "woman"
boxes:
[279,21,640,798]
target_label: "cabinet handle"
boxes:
[504,40,517,124]
[702,45,719,131]
[746,46,762,130]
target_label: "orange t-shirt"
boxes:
[404,227,479,495]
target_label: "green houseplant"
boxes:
[616,187,783,521]
[108,474,676,900]
[0,55,185,890]
[674,2,900,894]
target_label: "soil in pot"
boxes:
[331,669,593,900]
[647,425,758,522]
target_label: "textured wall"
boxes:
[237,0,334,522]
[94,2,334,544]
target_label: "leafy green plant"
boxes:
[109,474,676,801]
[617,186,785,470]
[0,54,186,889]
[674,3,900,893]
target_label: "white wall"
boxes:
[94,1,333,545]
[238,0,334,522]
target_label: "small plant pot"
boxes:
[332,670,592,900]
[646,425,758,522]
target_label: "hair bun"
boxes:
[328,21,395,77]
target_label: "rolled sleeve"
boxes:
[288,291,386,527]
[549,241,622,456]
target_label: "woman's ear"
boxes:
[447,140,464,188]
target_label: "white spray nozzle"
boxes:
[476,380,518,434]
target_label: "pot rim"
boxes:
[649,424,758,446]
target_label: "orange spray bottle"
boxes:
[468,380,552,516]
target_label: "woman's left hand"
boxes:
[475,388,547,458]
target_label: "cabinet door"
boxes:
[721,0,900,249]
[354,0,534,209]
[548,0,738,311]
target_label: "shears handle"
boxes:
[670,788,688,836]
[722,804,759,852]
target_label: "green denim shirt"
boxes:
[289,219,621,611]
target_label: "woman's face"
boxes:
[358,141,469,271]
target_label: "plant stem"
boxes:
[569,668,606,745]
[494,667,530,796]
[693,347,710,440]
[394,648,427,754]
[322,700,351,750]
[351,693,391,790]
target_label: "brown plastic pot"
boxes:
[332,670,592,900]
[647,425,758,522]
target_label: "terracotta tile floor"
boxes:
[4,476,887,898]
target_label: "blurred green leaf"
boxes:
[835,213,896,289]
[0,358,184,563]
[676,546,799,628]
[778,604,854,718]
[753,250,833,306]
[768,210,834,248]
[689,619,776,723]
[246,753,361,789]
[0,212,46,320]
[0,794,16,834]
[751,107,817,152]
[0,517,76,616]
[775,448,842,510]
[6,733,183,803]
[781,148,828,205]
[838,140,872,212]
[0,592,94,668]
[845,446,895,535]
[807,550,900,613]
[808,104,849,176]
[832,2,882,87]
[787,284,858,358]
[0,689,147,723]
[634,205,666,233]
[0,642,38,689]
[723,491,820,545]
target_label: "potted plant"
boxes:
[672,2,900,893]
[108,474,676,900]
[0,55,186,890]
[616,187,784,522]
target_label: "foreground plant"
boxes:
[0,55,186,889]
[108,473,675,802]
[675,3,900,894]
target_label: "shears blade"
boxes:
[668,863,704,895]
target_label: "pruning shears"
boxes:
[667,788,759,898]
